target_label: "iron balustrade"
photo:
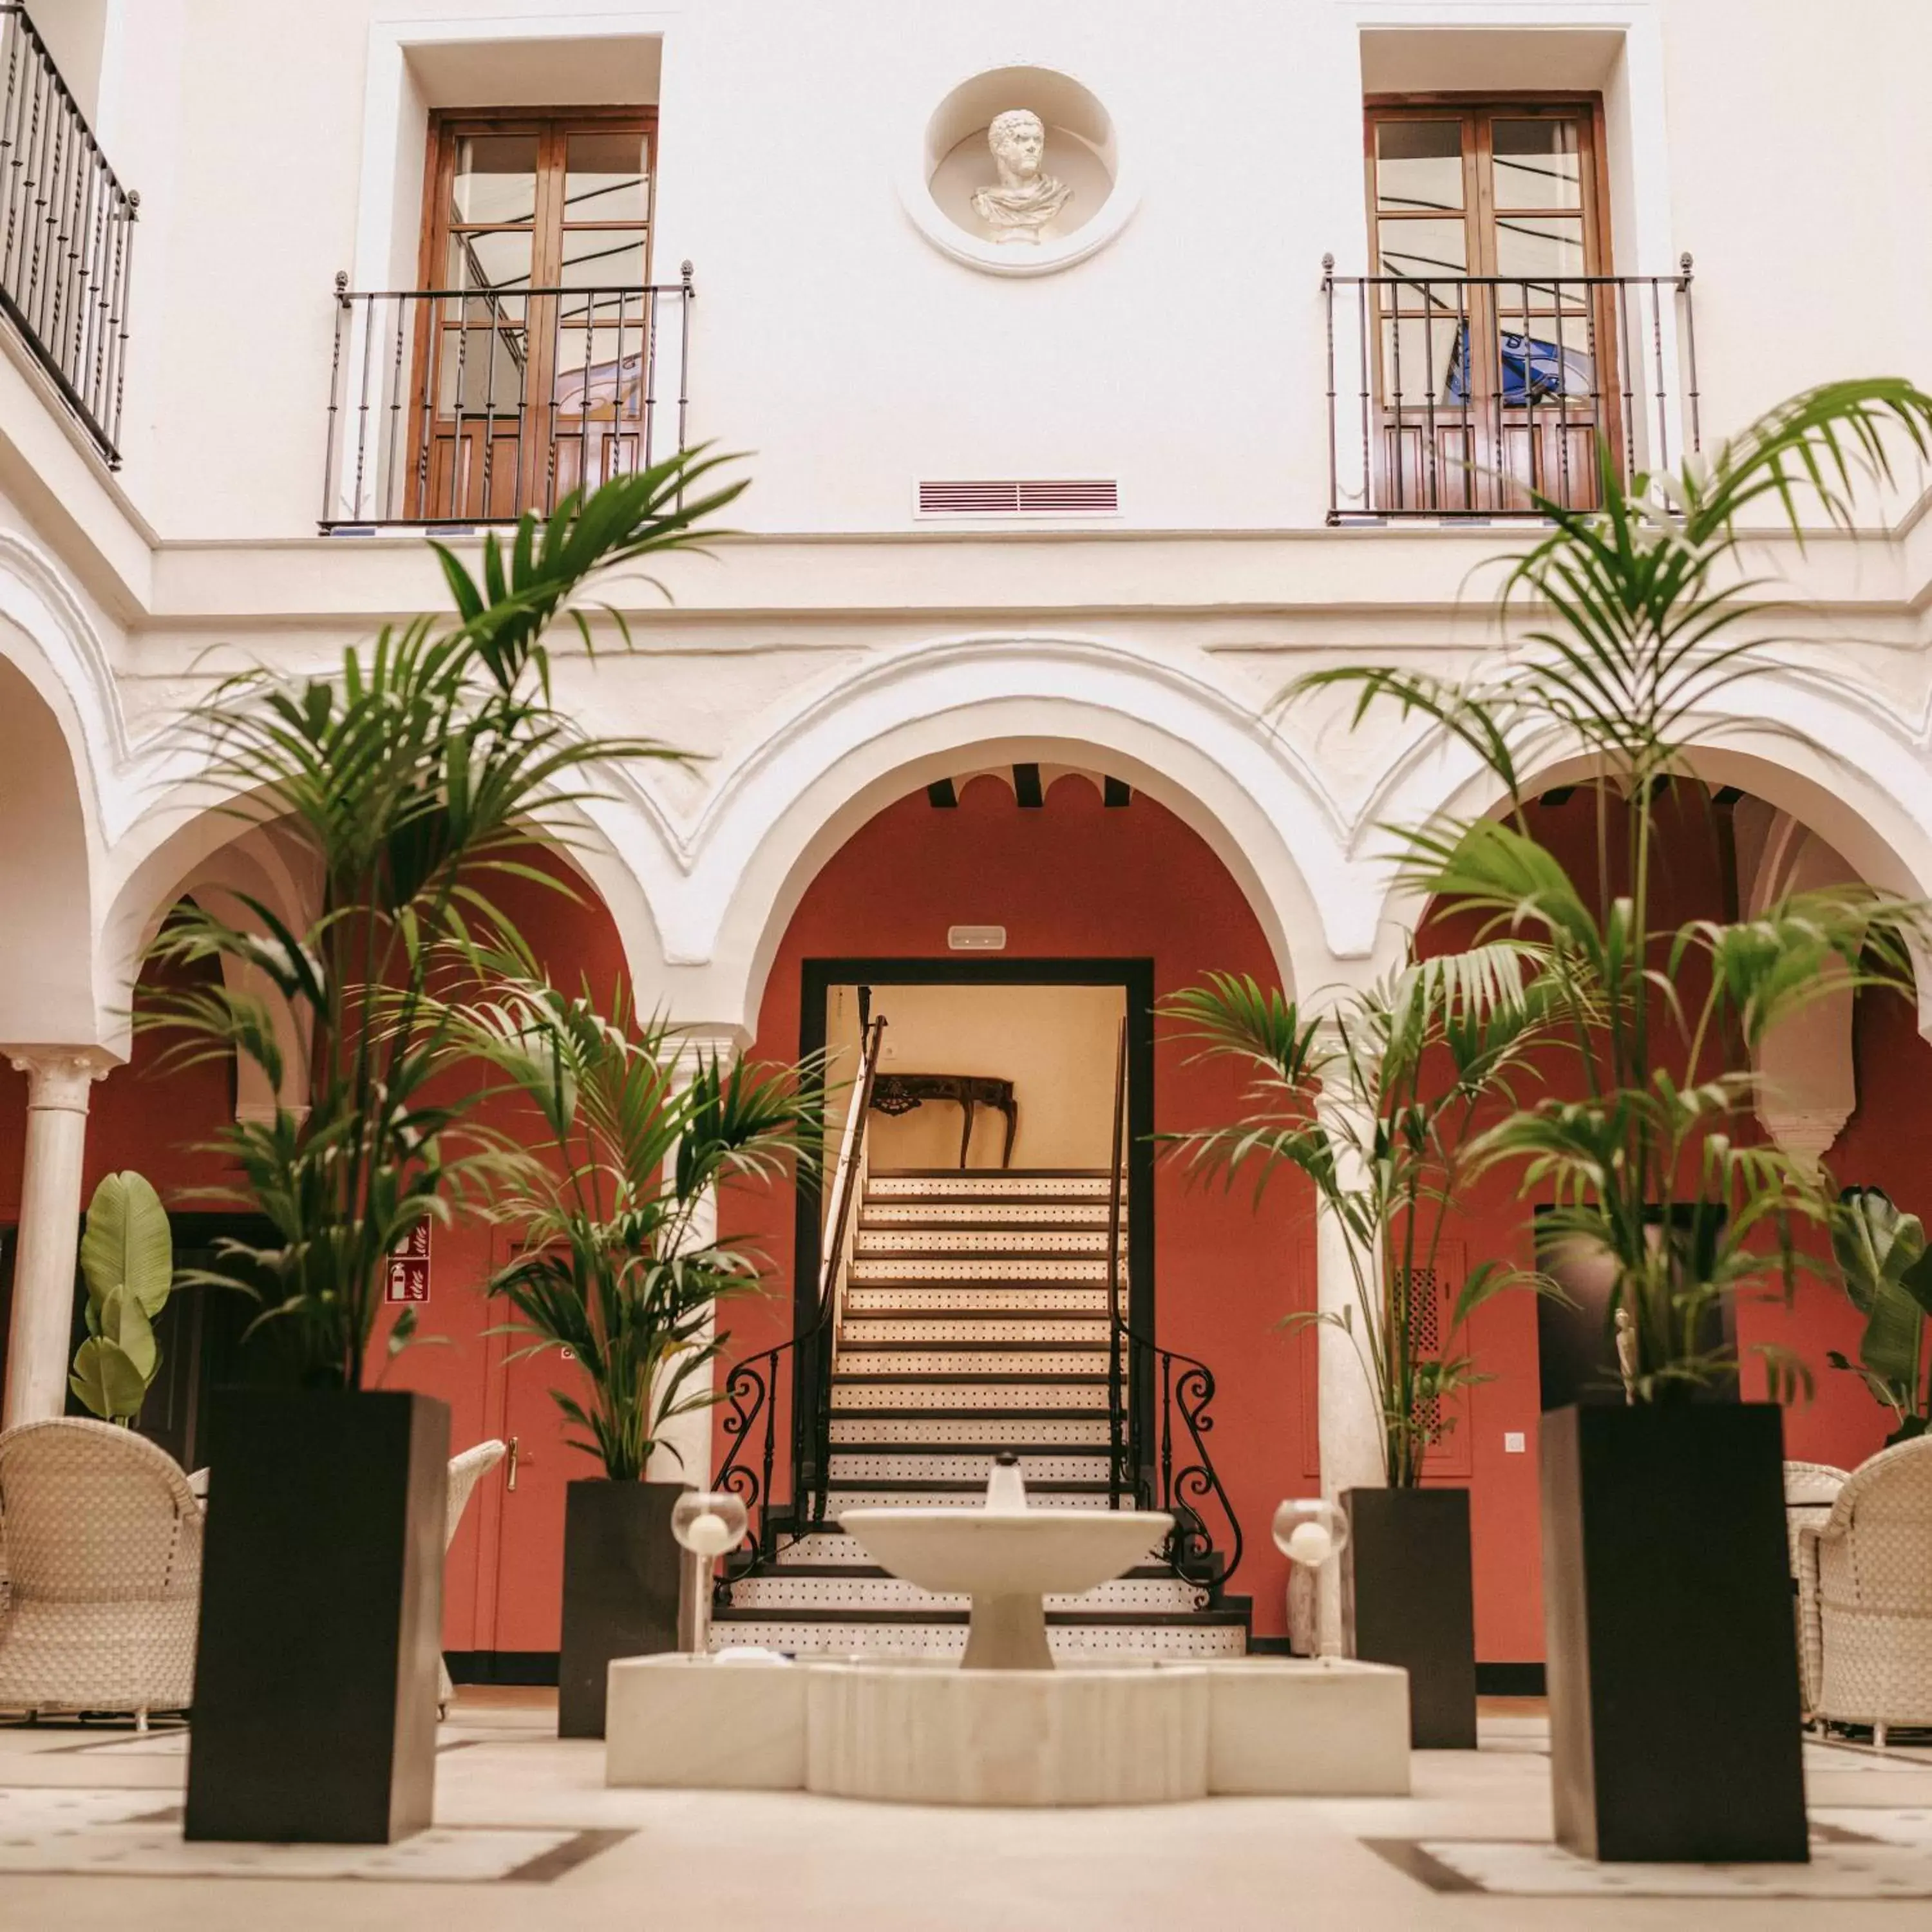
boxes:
[320,266,693,530]
[1322,255,1699,523]
[1103,1019,1244,1602]
[713,1008,887,1579]
[0,6,135,466]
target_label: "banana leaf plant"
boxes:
[70,1171,174,1425]
[1165,945,1560,1485]
[1827,1186,1932,1442]
[444,955,822,1481]
[138,453,745,1390]
[1291,379,1932,1403]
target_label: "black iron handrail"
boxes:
[1321,256,1698,522]
[1104,1018,1244,1596]
[714,1009,886,1573]
[320,267,693,530]
[0,6,136,464]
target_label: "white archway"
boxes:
[609,636,1381,1034]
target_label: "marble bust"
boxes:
[970,109,1073,244]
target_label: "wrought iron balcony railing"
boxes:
[1322,256,1699,522]
[320,267,693,531]
[0,5,136,466]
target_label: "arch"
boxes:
[638,636,1376,1033]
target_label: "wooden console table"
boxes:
[868,1072,1018,1168]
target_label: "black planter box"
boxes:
[1540,1402,1808,1862]
[185,1388,450,1844]
[558,1479,688,1738]
[1342,1486,1478,1748]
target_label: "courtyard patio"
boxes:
[0,1690,1930,1927]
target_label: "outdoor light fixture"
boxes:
[1271,1497,1349,1570]
[671,1490,750,1655]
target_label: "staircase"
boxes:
[710,1167,1252,1659]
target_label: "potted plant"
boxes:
[1294,379,1932,1861]
[69,1171,174,1426]
[450,958,819,1737]
[1826,1186,1932,1443]
[143,454,744,1842]
[1166,949,1555,1745]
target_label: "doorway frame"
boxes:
[793,956,1158,1502]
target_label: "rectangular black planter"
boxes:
[185,1388,450,1844]
[1342,1486,1478,1748]
[1541,1402,1808,1862]
[558,1478,688,1738]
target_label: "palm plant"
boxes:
[141,453,744,1389]
[448,959,822,1479]
[1166,945,1556,1484]
[1293,380,1932,1402]
[1826,1186,1932,1443]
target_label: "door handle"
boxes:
[507,1435,524,1492]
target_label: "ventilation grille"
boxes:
[916,478,1121,518]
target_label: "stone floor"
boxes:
[1,1690,1930,1929]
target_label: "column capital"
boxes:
[667,1023,752,1072]
[5,1046,117,1112]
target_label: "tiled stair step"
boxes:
[723,1571,1206,1614]
[828,1448,1113,1484]
[831,1376,1108,1412]
[844,1284,1118,1313]
[835,1348,1112,1377]
[864,1172,1115,1200]
[706,1616,1249,1660]
[768,1527,1166,1568]
[830,1410,1114,1446]
[848,1256,1113,1284]
[855,1227,1122,1256]
[860,1202,1126,1227]
[838,1316,1112,1347]
[827,1486,1114,1512]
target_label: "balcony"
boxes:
[1321,258,1700,522]
[0,5,137,466]
[319,267,694,531]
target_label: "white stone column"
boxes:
[3,1048,113,1426]
[1314,1137,1387,1656]
[647,1025,749,1487]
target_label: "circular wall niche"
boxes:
[902,65,1137,278]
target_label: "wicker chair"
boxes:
[1785,1458,1850,1719]
[439,1438,506,1718]
[0,1417,202,1727]
[1801,1437,1932,1747]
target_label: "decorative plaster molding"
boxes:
[4,1046,116,1111]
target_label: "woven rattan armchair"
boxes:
[1801,1437,1932,1747]
[1785,1458,1850,1719]
[439,1438,506,1718]
[0,1417,202,1727]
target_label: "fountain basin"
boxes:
[839,1506,1173,1669]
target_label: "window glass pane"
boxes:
[1493,215,1585,285]
[1379,317,1468,406]
[446,228,532,295]
[450,136,538,227]
[1375,120,1463,213]
[565,132,650,225]
[435,321,531,414]
[553,324,647,419]
[1492,120,1583,210]
[1377,216,1466,287]
[559,231,648,288]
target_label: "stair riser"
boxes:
[862,1204,1125,1227]
[835,1350,1113,1377]
[707,1622,1245,1659]
[865,1175,1115,1200]
[840,1319,1112,1347]
[827,1451,1112,1483]
[825,1488,1113,1512]
[832,1382,1106,1412]
[723,1576,1202,1613]
[849,1259,1113,1284]
[830,1416,1113,1446]
[855,1231,1122,1256]
[844,1286,1117,1314]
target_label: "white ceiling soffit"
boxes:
[404,35,663,109]
[1359,27,1625,94]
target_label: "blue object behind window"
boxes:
[1443,323,1595,404]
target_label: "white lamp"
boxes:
[671,1490,750,1656]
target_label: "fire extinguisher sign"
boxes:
[386,1222,431,1304]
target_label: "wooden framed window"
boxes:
[412,109,657,521]
[1364,98,1617,511]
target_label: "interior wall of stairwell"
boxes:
[723,773,1314,1642]
[824,981,1127,1171]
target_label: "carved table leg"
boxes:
[1000,1101,1018,1169]
[958,1096,976,1168]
